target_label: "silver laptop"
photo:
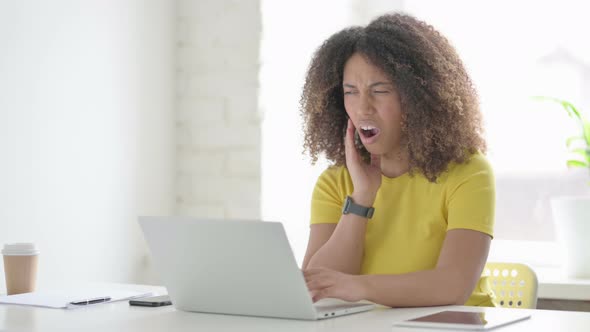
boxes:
[139,217,375,320]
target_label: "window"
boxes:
[261,0,590,267]
[260,0,354,265]
[404,0,590,266]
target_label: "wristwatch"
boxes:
[342,196,375,219]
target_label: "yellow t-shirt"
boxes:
[310,153,495,306]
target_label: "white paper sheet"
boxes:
[0,287,153,309]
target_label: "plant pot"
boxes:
[550,196,590,278]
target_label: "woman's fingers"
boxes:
[345,119,360,166]
[345,119,381,193]
[303,269,329,283]
[306,280,330,290]
[303,267,325,277]
[304,268,334,292]
[306,278,332,291]
[308,289,318,300]
[312,287,335,302]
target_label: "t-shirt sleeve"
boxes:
[446,155,495,237]
[310,167,345,224]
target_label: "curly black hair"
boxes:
[300,13,486,182]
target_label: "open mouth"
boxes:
[359,126,380,139]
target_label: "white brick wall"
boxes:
[176,0,261,220]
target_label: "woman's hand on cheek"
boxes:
[304,267,368,303]
[345,119,381,206]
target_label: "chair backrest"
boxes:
[482,262,538,309]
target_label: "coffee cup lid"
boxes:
[2,243,39,256]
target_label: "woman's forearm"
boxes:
[306,214,368,274]
[361,267,473,307]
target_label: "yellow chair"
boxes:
[482,262,538,309]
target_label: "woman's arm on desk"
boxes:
[304,229,490,307]
[302,208,371,275]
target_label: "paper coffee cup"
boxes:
[3,243,39,295]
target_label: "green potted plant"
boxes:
[535,96,590,278]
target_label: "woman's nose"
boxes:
[357,94,375,115]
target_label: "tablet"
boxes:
[393,309,531,330]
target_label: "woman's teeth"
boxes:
[360,126,379,138]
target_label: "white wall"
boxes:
[0,0,174,289]
[176,0,262,220]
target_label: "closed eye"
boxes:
[344,91,358,95]
[373,90,389,94]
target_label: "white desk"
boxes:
[1,284,590,332]
[536,267,590,300]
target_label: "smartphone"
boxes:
[129,295,172,307]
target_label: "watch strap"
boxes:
[342,196,375,219]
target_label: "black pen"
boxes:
[69,296,111,306]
